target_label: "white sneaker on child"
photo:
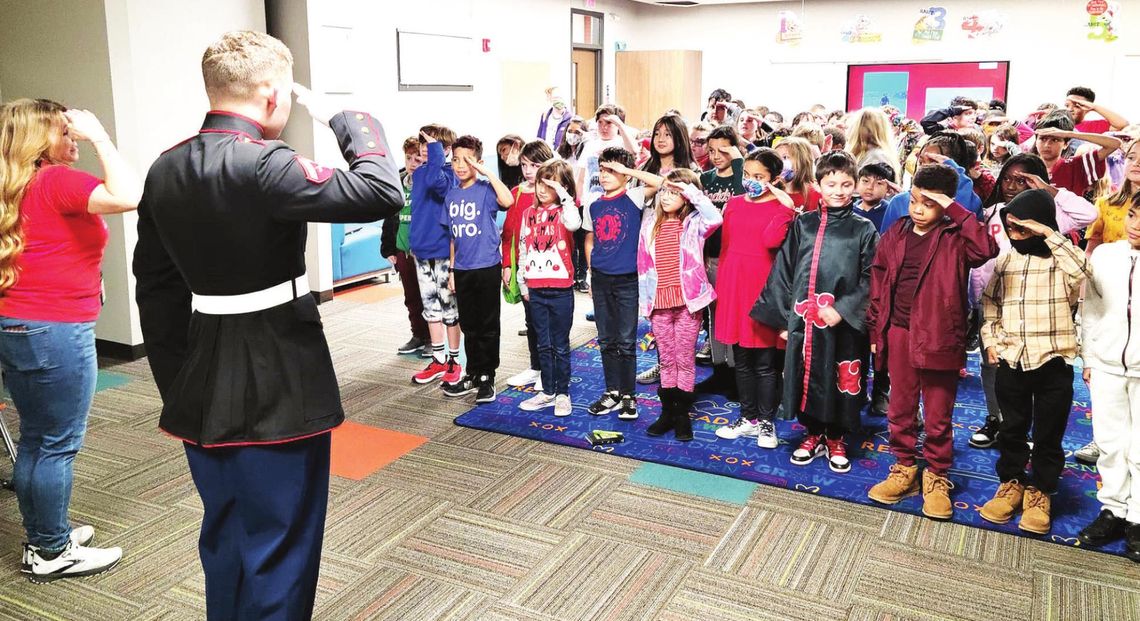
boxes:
[520,393,556,412]
[756,420,778,449]
[554,394,573,417]
[716,417,760,440]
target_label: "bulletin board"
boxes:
[396,30,475,91]
[846,61,1010,118]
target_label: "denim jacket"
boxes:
[637,184,723,316]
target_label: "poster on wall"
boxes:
[847,61,1010,119]
[777,10,803,44]
[841,15,882,43]
[961,11,1005,39]
[1087,1,1120,42]
[912,7,947,42]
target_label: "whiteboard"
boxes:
[397,30,475,91]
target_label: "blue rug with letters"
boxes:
[455,331,1123,557]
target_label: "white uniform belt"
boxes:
[192,274,309,315]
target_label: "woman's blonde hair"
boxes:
[775,136,816,195]
[845,107,901,181]
[0,98,67,292]
[1106,140,1140,207]
[651,168,702,241]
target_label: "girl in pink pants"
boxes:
[637,169,722,441]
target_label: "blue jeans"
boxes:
[521,299,540,371]
[591,270,638,395]
[0,318,96,551]
[530,287,574,395]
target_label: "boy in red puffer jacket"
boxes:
[865,164,998,520]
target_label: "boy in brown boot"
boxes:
[865,165,997,519]
[979,189,1088,534]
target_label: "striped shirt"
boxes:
[654,219,684,310]
[981,231,1090,370]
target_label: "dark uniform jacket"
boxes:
[134,110,402,446]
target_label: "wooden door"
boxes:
[572,48,598,117]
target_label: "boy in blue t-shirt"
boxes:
[410,124,462,386]
[441,135,515,402]
[583,147,649,420]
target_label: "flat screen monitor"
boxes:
[846,61,1010,119]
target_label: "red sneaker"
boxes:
[790,434,826,466]
[441,358,463,385]
[413,359,448,384]
[825,436,851,473]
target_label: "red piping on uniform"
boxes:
[206,110,266,133]
[161,425,338,448]
[200,128,255,140]
[801,207,829,411]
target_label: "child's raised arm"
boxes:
[463,156,515,209]
[420,132,451,200]
[542,178,582,232]
[599,161,663,197]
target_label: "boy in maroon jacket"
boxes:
[865,164,999,519]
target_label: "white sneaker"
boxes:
[716,417,760,439]
[534,377,543,393]
[22,526,95,573]
[28,539,122,583]
[507,368,541,387]
[554,394,572,417]
[756,420,778,449]
[519,393,556,412]
[1074,440,1099,465]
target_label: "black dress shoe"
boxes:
[1078,509,1126,547]
[1126,522,1140,562]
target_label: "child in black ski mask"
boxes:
[979,188,1090,534]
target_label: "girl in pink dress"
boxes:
[714,148,797,448]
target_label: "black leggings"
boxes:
[733,345,783,421]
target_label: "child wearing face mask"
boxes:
[966,154,1097,450]
[774,137,821,212]
[638,169,722,441]
[980,189,1090,535]
[752,151,880,474]
[713,149,797,449]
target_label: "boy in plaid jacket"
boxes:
[980,188,1089,535]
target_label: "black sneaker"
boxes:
[587,391,621,416]
[617,395,638,420]
[397,336,428,355]
[1078,509,1127,547]
[969,418,999,449]
[442,376,478,398]
[475,376,497,403]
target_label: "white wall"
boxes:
[295,0,641,170]
[627,0,1140,121]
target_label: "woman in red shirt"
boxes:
[0,99,139,581]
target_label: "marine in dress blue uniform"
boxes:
[133,106,402,619]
